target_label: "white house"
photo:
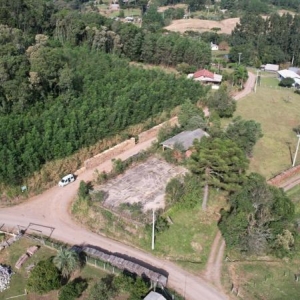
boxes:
[278,69,300,86]
[264,64,279,72]
[143,291,167,300]
[210,42,219,51]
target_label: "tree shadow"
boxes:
[286,141,293,164]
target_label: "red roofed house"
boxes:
[188,69,222,86]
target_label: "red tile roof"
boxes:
[193,69,214,79]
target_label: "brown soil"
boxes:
[164,18,240,34]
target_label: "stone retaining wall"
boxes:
[80,117,179,172]
[84,138,136,170]
[268,165,300,186]
[138,116,178,143]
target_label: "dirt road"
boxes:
[0,137,227,300]
[234,72,256,100]
[0,76,257,299]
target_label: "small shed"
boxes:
[264,64,279,72]
[161,129,209,151]
[143,291,167,300]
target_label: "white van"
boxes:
[125,17,134,22]
[58,174,75,187]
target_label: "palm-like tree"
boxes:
[53,248,80,278]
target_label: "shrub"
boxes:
[59,278,88,300]
[279,77,294,87]
[27,259,61,294]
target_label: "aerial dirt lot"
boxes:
[97,157,187,212]
[165,17,240,34]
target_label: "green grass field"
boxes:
[223,260,300,300]
[260,75,280,87]
[142,190,226,274]
[234,86,300,179]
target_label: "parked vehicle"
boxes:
[58,174,75,187]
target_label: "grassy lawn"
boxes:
[142,190,225,274]
[260,75,280,87]
[223,260,300,300]
[234,86,300,179]
[0,238,110,299]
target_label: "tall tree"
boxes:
[226,116,263,156]
[188,137,249,209]
[53,248,81,278]
[219,173,295,256]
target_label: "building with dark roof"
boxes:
[161,128,209,151]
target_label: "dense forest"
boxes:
[229,13,300,66]
[221,0,300,12]
[0,0,210,185]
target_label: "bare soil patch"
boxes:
[164,18,240,34]
[96,157,187,212]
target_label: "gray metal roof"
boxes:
[143,291,167,300]
[161,128,209,150]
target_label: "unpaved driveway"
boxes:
[234,72,256,100]
[0,137,227,300]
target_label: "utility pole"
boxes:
[254,69,259,93]
[238,52,242,65]
[292,134,300,167]
[151,209,155,250]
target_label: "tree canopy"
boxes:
[188,137,249,192]
[219,173,296,256]
[226,116,263,156]
[27,258,61,294]
[230,13,300,66]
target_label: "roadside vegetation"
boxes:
[0,237,163,300]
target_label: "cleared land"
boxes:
[164,18,239,34]
[98,157,187,212]
[234,82,300,179]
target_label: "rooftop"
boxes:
[161,128,209,151]
[278,69,300,79]
[143,291,167,300]
[264,64,279,72]
[194,69,214,79]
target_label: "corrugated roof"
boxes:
[278,69,300,79]
[143,291,167,300]
[161,129,209,150]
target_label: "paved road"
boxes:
[0,137,227,300]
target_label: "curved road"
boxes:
[0,74,256,300]
[0,138,227,300]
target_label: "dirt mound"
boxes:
[164,17,240,34]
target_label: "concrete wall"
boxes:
[84,138,136,170]
[80,116,179,171]
[268,165,300,187]
[138,116,178,143]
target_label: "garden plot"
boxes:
[99,157,187,211]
